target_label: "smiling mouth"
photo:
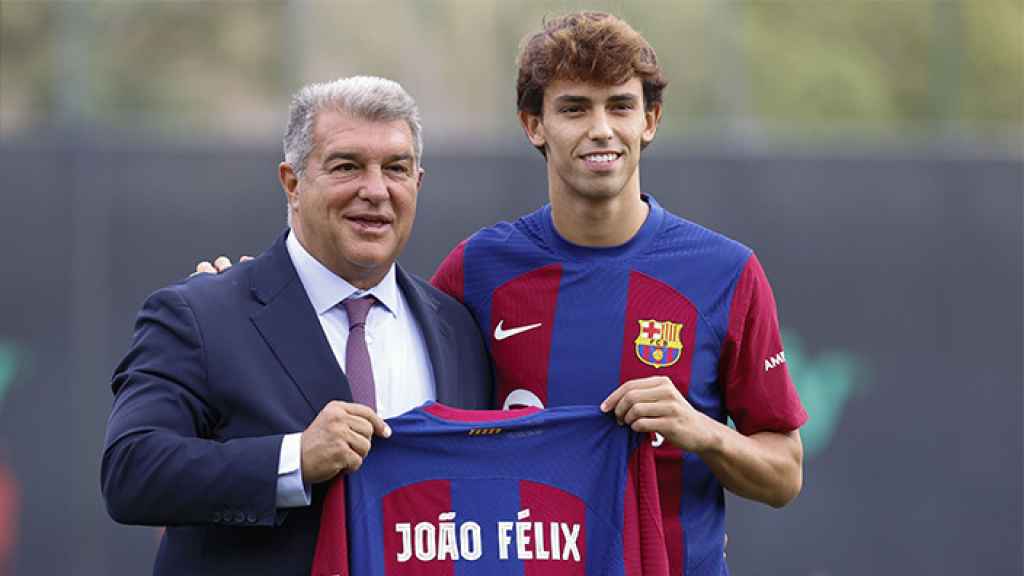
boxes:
[346,215,392,231]
[580,152,622,169]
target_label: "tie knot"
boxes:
[342,296,376,328]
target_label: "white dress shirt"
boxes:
[276,231,435,508]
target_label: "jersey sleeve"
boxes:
[719,254,808,436]
[623,434,670,575]
[429,238,468,303]
[310,478,348,576]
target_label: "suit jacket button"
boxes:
[211,511,222,523]
[246,513,257,524]
[234,511,245,523]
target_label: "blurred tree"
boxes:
[86,2,286,136]
[0,3,57,133]
[961,0,1023,130]
[744,1,935,133]
[0,0,1019,147]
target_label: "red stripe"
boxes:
[491,264,562,408]
[519,480,586,575]
[656,452,685,576]
[618,271,696,575]
[719,255,808,435]
[625,440,671,576]
[311,478,349,576]
[618,271,696,393]
[430,239,468,302]
[383,480,453,575]
[422,403,541,422]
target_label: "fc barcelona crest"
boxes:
[634,319,684,368]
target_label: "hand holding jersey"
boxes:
[300,400,391,482]
[601,376,718,454]
[602,376,804,508]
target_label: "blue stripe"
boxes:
[681,455,726,575]
[548,264,631,406]
[453,478,522,575]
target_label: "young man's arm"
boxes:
[602,377,803,507]
[604,253,807,507]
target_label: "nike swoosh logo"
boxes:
[494,320,543,341]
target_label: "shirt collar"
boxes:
[285,230,399,318]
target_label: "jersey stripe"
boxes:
[430,239,468,303]
[519,480,586,575]
[453,478,523,576]
[679,455,725,574]
[383,479,454,575]
[423,403,541,422]
[720,255,807,435]
[547,265,631,406]
[617,271,697,395]
[617,271,697,573]
[490,265,562,408]
[656,450,685,576]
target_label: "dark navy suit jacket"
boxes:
[101,232,493,575]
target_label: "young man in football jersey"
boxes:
[429,11,808,575]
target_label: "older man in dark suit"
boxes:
[101,76,492,575]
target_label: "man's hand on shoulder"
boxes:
[191,255,253,277]
[300,401,391,484]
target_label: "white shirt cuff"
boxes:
[275,432,311,508]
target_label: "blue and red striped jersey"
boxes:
[430,195,807,575]
[311,403,668,576]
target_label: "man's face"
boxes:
[280,109,421,288]
[522,77,660,202]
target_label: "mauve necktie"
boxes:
[343,295,377,410]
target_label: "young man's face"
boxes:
[522,77,660,202]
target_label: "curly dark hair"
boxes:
[516,11,668,117]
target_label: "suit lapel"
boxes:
[249,232,351,416]
[397,266,457,405]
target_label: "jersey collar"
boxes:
[540,194,665,261]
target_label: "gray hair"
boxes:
[283,76,423,176]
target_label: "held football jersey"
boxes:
[311,403,668,576]
[431,195,808,576]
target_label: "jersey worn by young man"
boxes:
[311,403,668,576]
[431,195,808,576]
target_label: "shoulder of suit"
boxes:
[144,259,256,314]
[183,261,253,292]
[401,270,467,314]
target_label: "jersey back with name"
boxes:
[431,195,808,575]
[311,403,668,576]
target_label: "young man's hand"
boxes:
[190,255,253,276]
